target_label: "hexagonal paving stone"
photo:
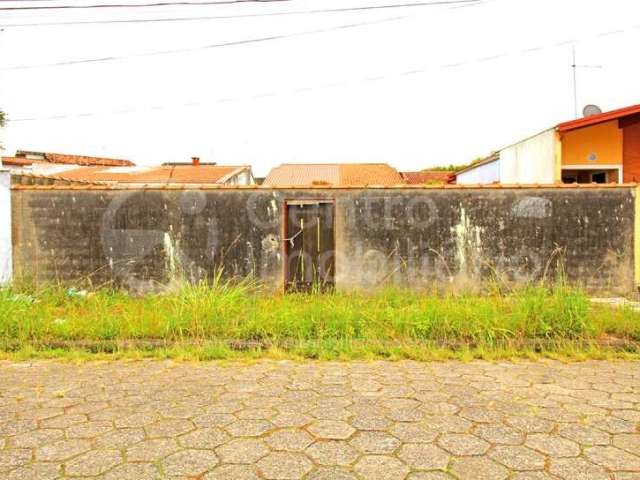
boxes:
[114,412,158,428]
[592,417,637,434]
[95,428,146,449]
[0,449,31,473]
[0,420,37,437]
[306,440,359,466]
[525,433,581,457]
[584,445,640,471]
[1,463,61,480]
[407,473,455,480]
[204,464,260,479]
[354,455,410,480]
[40,414,87,429]
[257,452,313,480]
[450,456,509,480]
[558,424,611,446]
[350,431,401,454]
[194,413,236,428]
[179,427,229,449]
[145,418,194,438]
[423,415,472,433]
[390,423,439,443]
[459,407,503,423]
[438,433,490,456]
[489,445,546,471]
[66,420,114,438]
[615,434,640,455]
[10,428,64,448]
[104,463,161,480]
[65,449,122,476]
[549,457,610,480]
[266,429,314,451]
[272,413,314,428]
[505,416,555,434]
[307,420,355,440]
[162,449,219,477]
[473,424,524,445]
[216,438,270,464]
[36,438,91,461]
[306,467,358,480]
[398,443,450,470]
[225,419,273,437]
[510,473,558,480]
[350,414,392,431]
[126,438,180,462]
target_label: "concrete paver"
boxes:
[1,359,640,478]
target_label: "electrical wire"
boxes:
[0,14,411,70]
[0,0,290,11]
[12,23,638,123]
[0,0,482,27]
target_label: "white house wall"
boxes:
[456,158,500,184]
[0,170,11,284]
[499,128,556,184]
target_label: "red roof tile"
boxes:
[557,103,640,132]
[401,171,454,184]
[53,165,248,184]
[2,157,33,166]
[264,163,404,186]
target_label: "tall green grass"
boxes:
[1,278,638,359]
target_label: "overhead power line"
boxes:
[1,14,413,70]
[0,0,482,27]
[0,0,290,11]
[11,23,638,123]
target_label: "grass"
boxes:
[1,277,640,361]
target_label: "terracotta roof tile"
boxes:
[1,157,33,166]
[401,171,454,184]
[50,165,248,184]
[264,163,404,186]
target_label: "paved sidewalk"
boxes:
[1,360,640,479]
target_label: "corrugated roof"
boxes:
[401,171,454,184]
[264,163,404,186]
[48,165,248,184]
[14,151,136,167]
[557,103,640,133]
[2,157,33,166]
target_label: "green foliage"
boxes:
[0,280,638,362]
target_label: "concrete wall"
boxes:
[11,186,636,294]
[456,159,500,184]
[0,170,11,284]
[500,128,557,184]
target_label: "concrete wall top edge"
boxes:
[10,183,640,192]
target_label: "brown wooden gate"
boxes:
[285,200,335,292]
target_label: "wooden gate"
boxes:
[285,200,335,292]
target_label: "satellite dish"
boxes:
[583,104,602,117]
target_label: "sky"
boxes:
[1,0,640,177]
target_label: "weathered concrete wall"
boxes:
[0,170,11,284]
[11,187,636,294]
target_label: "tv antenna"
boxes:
[572,45,602,119]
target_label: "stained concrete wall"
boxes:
[0,170,10,284]
[11,187,636,294]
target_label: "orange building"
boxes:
[457,103,640,185]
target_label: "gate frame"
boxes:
[282,198,336,293]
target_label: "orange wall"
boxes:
[561,120,623,166]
